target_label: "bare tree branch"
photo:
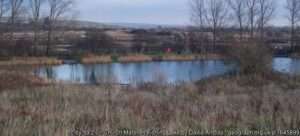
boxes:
[9,0,24,27]
[29,0,44,55]
[257,0,276,40]
[0,0,8,20]
[286,0,300,48]
[0,0,9,34]
[205,0,228,49]
[246,0,259,38]
[190,0,206,28]
[45,0,73,55]
[189,0,207,53]
[227,0,247,40]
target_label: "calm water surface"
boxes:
[34,57,300,84]
[35,60,236,84]
[273,57,300,74]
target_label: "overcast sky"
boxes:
[74,0,287,26]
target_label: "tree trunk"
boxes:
[33,22,38,56]
[291,22,295,51]
[239,22,243,41]
[213,25,217,52]
[46,27,52,56]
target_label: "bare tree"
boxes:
[9,0,24,31]
[227,0,247,41]
[246,0,258,38]
[190,0,206,28]
[190,0,207,53]
[0,0,8,23]
[286,0,300,48]
[9,0,25,56]
[29,0,44,55]
[257,0,276,40]
[45,0,73,55]
[205,0,228,50]
[0,0,8,34]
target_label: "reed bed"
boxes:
[0,74,300,135]
[0,57,62,66]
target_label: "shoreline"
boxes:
[0,54,227,66]
[0,57,63,66]
[290,53,300,59]
[80,53,228,64]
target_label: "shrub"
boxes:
[228,41,272,75]
[111,55,119,62]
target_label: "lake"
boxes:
[34,57,299,84]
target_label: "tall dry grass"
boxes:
[0,74,300,135]
[80,55,112,64]
[78,53,225,64]
[0,57,62,66]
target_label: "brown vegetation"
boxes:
[0,74,300,135]
[79,53,225,64]
[118,54,152,62]
[80,54,112,64]
[0,70,48,91]
[162,54,225,61]
[0,54,226,66]
[0,57,62,66]
[0,0,299,135]
[227,41,272,74]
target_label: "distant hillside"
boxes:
[0,16,183,29]
[69,20,182,29]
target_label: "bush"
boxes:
[111,54,119,62]
[228,41,272,75]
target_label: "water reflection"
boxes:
[35,57,300,84]
[273,57,300,75]
[35,60,236,84]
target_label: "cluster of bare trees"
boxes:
[190,0,228,50]
[286,0,300,48]
[0,0,74,56]
[190,0,300,47]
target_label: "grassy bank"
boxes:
[80,53,225,64]
[0,57,63,66]
[0,73,300,135]
[0,70,49,91]
[0,54,226,66]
